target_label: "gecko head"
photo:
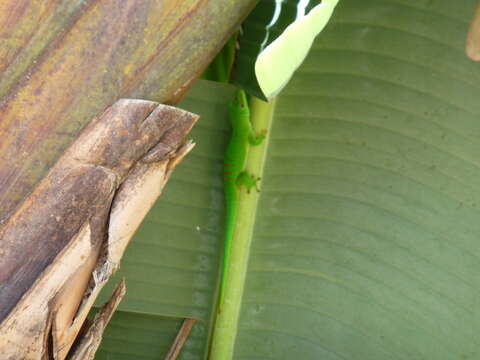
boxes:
[229,89,249,121]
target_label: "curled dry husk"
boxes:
[0,99,198,359]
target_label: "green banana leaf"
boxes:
[97,0,480,358]
[234,1,480,359]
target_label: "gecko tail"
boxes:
[218,192,237,313]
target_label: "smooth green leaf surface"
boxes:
[235,0,480,359]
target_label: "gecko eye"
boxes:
[231,89,248,110]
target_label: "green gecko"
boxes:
[219,89,266,312]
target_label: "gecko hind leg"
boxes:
[248,130,266,146]
[236,172,261,193]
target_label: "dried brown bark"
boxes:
[0,99,198,359]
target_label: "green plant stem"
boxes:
[209,95,276,360]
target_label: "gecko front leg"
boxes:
[236,172,261,193]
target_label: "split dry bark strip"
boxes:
[0,99,198,359]
[164,318,198,360]
[68,280,126,360]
